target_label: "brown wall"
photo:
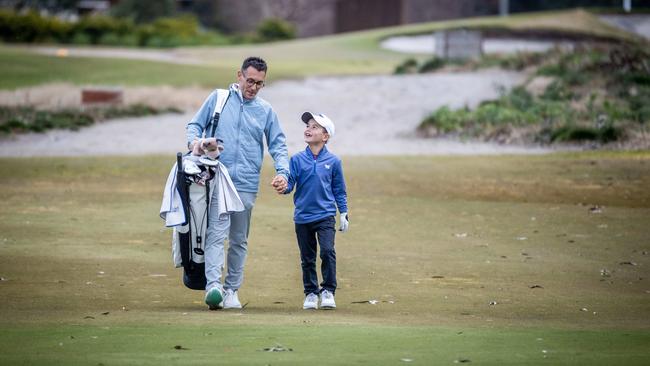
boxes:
[215,0,499,38]
[334,0,403,33]
[215,0,337,38]
[403,0,498,23]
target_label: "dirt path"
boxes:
[0,69,555,157]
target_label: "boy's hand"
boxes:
[339,212,349,232]
[271,175,287,194]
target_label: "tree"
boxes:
[110,0,175,24]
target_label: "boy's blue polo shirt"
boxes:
[285,145,348,224]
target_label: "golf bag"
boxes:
[174,153,214,290]
[163,88,233,290]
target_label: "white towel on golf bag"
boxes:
[160,160,244,226]
[162,159,244,268]
[159,162,186,227]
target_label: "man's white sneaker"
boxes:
[223,289,242,309]
[303,293,319,310]
[320,290,336,309]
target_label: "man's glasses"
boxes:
[242,73,265,88]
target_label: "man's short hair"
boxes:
[242,57,267,73]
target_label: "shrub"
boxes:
[0,9,230,48]
[541,80,573,101]
[550,124,620,143]
[72,15,134,44]
[256,18,296,42]
[70,32,91,45]
[420,106,471,133]
[394,58,418,74]
[418,57,445,73]
[0,105,181,134]
[151,15,200,39]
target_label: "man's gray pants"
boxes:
[204,186,256,293]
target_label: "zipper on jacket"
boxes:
[233,101,243,179]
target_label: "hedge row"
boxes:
[0,10,230,47]
[0,11,296,47]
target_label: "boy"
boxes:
[282,112,349,310]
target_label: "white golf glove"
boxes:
[339,212,349,232]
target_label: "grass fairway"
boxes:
[0,153,649,365]
[0,47,232,90]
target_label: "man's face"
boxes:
[237,66,266,100]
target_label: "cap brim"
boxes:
[301,112,314,124]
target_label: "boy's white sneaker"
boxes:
[303,293,319,310]
[320,290,336,309]
[223,289,242,309]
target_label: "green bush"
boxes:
[0,105,181,134]
[394,58,418,74]
[418,57,445,73]
[0,10,48,42]
[550,124,620,143]
[72,15,134,44]
[0,10,231,47]
[256,18,296,42]
[420,106,471,133]
[151,15,200,38]
[98,32,122,46]
[0,107,93,133]
[70,32,91,45]
[541,80,574,101]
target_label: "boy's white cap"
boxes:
[301,112,335,137]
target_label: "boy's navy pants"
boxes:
[295,216,337,295]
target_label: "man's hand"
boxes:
[271,175,287,194]
[190,138,203,156]
[339,212,349,232]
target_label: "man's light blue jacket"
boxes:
[186,84,289,193]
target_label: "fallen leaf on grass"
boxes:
[352,300,379,305]
[619,261,637,266]
[400,358,414,362]
[454,233,468,238]
[273,301,285,304]
[261,345,292,352]
[101,312,109,315]
[589,206,603,214]
[431,275,445,279]
[174,345,189,350]
[454,358,471,363]
[529,285,544,289]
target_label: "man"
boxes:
[186,57,289,310]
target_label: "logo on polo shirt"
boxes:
[325,164,331,169]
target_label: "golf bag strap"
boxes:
[206,88,231,139]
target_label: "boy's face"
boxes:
[304,119,329,144]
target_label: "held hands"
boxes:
[271,175,287,194]
[339,212,349,232]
